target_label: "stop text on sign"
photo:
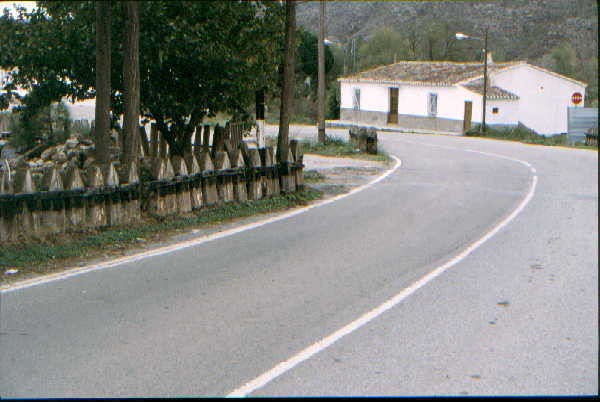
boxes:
[571,92,583,105]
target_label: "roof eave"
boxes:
[338,78,454,87]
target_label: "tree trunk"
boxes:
[121,1,140,180]
[277,0,296,163]
[94,2,112,168]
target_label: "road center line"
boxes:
[1,156,402,294]
[227,143,537,398]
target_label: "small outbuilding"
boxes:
[338,57,587,136]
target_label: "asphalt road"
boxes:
[1,131,597,397]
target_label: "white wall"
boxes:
[341,82,482,121]
[491,65,586,135]
[341,81,521,126]
[340,82,390,112]
[485,99,519,126]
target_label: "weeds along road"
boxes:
[1,132,597,397]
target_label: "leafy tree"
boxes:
[357,27,408,70]
[326,82,340,120]
[9,101,71,150]
[296,28,334,90]
[551,43,577,77]
[0,1,285,156]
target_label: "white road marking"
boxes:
[227,144,538,397]
[1,156,402,294]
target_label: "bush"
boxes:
[465,124,569,146]
[9,102,71,151]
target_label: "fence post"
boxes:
[86,165,108,228]
[40,166,66,234]
[125,160,141,223]
[159,129,168,159]
[279,146,296,194]
[261,146,279,196]
[150,123,159,158]
[105,162,122,226]
[0,170,14,241]
[9,168,35,240]
[228,148,247,202]
[199,152,218,207]
[185,153,203,210]
[193,124,203,159]
[66,166,86,229]
[202,124,211,153]
[244,148,263,200]
[212,124,226,157]
[173,156,192,214]
[162,157,176,215]
[139,125,150,157]
[213,151,234,203]
[290,139,304,190]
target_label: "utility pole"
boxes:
[317,0,326,143]
[352,38,357,73]
[481,27,488,135]
[255,89,265,148]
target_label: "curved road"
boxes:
[1,133,597,397]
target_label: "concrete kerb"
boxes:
[326,120,463,137]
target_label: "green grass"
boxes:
[466,125,597,150]
[0,188,322,272]
[301,136,390,162]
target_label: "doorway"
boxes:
[388,88,399,124]
[463,101,473,133]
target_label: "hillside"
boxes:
[297,0,597,61]
[296,0,598,102]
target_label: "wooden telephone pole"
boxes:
[317,0,326,143]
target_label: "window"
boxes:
[428,93,438,117]
[492,107,499,114]
[352,88,361,110]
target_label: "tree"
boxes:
[277,0,295,163]
[9,101,71,150]
[121,0,140,177]
[0,1,285,156]
[357,27,408,70]
[551,43,577,77]
[295,28,334,91]
[95,1,112,167]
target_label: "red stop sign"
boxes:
[572,92,583,104]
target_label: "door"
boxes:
[388,88,399,124]
[463,101,473,133]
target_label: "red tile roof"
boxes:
[339,61,523,85]
[461,79,520,100]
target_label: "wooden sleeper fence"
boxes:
[0,139,304,242]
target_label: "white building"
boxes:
[338,58,587,135]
